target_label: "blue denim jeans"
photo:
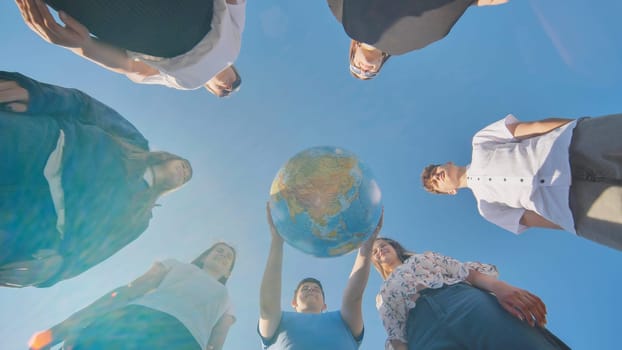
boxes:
[406,283,570,350]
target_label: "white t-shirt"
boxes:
[44,130,66,239]
[130,259,235,348]
[467,114,577,234]
[126,0,246,90]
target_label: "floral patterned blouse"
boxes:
[375,252,498,349]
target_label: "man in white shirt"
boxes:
[16,0,245,98]
[421,113,622,251]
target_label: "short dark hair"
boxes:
[294,277,325,300]
[192,242,236,285]
[421,164,444,194]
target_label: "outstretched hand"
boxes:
[492,281,547,327]
[28,329,56,350]
[29,323,76,350]
[266,202,284,244]
[0,250,62,287]
[0,80,29,112]
[16,0,91,48]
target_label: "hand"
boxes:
[266,202,284,244]
[490,280,547,327]
[360,208,384,253]
[16,0,91,48]
[0,250,62,287]
[28,329,55,350]
[0,80,29,112]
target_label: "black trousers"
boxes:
[45,0,213,57]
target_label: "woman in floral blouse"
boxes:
[371,237,570,350]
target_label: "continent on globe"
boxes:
[269,146,382,257]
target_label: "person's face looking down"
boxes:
[428,162,460,195]
[350,41,385,79]
[292,282,326,313]
[202,243,236,279]
[372,239,400,267]
[152,159,192,192]
[205,65,241,97]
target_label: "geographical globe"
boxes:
[269,146,382,257]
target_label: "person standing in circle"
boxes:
[0,71,192,288]
[371,237,570,350]
[28,242,237,350]
[16,0,245,97]
[326,0,508,80]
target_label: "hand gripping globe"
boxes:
[269,146,382,257]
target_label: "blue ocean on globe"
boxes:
[269,146,382,257]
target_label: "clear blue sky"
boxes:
[1,1,621,349]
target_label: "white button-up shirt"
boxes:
[467,114,577,233]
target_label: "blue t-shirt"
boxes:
[259,310,363,350]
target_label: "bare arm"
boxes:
[69,37,158,76]
[519,210,562,230]
[206,314,235,350]
[466,270,547,327]
[341,210,383,339]
[28,262,169,350]
[506,118,574,140]
[16,0,158,77]
[0,72,149,149]
[258,204,284,339]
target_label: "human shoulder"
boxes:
[472,114,519,146]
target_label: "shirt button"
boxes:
[503,178,507,181]
[489,178,492,181]
[540,179,545,183]
[477,177,480,181]
[520,179,524,182]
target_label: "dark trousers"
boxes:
[68,305,201,350]
[569,114,622,251]
[406,283,570,350]
[45,0,213,57]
